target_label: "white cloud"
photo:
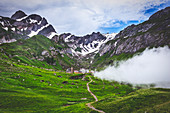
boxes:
[94,46,170,88]
[0,0,169,35]
[102,22,121,28]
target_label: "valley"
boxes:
[0,56,134,112]
[0,51,170,113]
[0,6,170,113]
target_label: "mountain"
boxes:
[52,32,117,57]
[0,7,170,112]
[91,7,170,70]
[0,10,57,44]
[0,35,77,70]
[0,10,116,58]
[0,7,170,70]
[54,7,170,62]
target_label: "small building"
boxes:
[80,68,89,74]
[66,67,74,73]
[66,68,71,73]
[66,67,93,74]
[71,67,74,73]
[74,70,82,74]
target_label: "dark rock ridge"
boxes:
[0,10,57,44]
[0,10,114,55]
[53,7,170,62]
[11,10,27,19]
[52,7,170,59]
[52,32,116,57]
[0,7,170,70]
[149,7,170,20]
[90,7,170,69]
[98,7,170,56]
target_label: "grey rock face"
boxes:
[149,7,170,20]
[1,7,170,70]
[52,32,112,57]
[38,25,56,36]
[0,10,57,44]
[97,7,170,59]
[11,10,27,19]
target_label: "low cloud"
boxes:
[94,46,170,88]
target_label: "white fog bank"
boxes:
[94,46,170,88]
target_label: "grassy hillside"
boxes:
[0,35,169,113]
[92,51,137,71]
[0,35,75,70]
[93,88,170,113]
[0,55,134,112]
[1,57,169,113]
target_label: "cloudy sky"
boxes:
[0,0,169,35]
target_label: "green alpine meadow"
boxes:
[0,1,170,113]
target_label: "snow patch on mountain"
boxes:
[65,35,72,42]
[0,37,16,44]
[11,28,15,31]
[67,33,117,56]
[79,33,117,56]
[3,27,8,31]
[29,19,38,24]
[0,11,57,42]
[0,21,4,26]
[28,24,49,37]
[103,33,117,40]
[48,32,58,39]
[114,41,117,46]
[16,16,28,21]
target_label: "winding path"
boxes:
[86,76,105,113]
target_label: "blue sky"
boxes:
[0,0,169,36]
[99,20,140,34]
[99,1,170,34]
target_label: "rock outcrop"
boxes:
[0,10,57,44]
[98,7,170,56]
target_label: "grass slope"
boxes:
[0,36,169,112]
[0,55,134,112]
[93,88,170,113]
[0,35,75,70]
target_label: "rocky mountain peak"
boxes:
[149,7,170,20]
[52,31,116,57]
[11,10,27,20]
[0,10,58,44]
[41,18,48,26]
[95,7,170,67]
[27,14,42,22]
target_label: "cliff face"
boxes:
[52,32,116,57]
[0,10,57,44]
[98,7,170,56]
[91,7,170,69]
